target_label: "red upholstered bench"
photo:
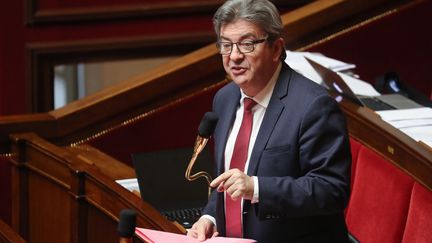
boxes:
[348,138,362,192]
[346,138,432,243]
[402,182,432,243]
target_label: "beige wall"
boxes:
[83,56,177,96]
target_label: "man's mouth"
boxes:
[230,66,247,75]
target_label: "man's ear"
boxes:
[272,38,285,62]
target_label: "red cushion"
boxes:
[349,138,362,190]
[345,146,414,243]
[402,182,432,243]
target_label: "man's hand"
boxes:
[210,169,254,200]
[187,217,218,241]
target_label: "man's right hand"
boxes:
[186,217,219,241]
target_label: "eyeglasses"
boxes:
[216,38,267,55]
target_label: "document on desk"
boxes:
[284,51,324,84]
[337,72,381,97]
[135,228,256,243]
[401,126,432,148]
[295,51,356,71]
[284,51,355,85]
[376,107,432,121]
[376,107,432,148]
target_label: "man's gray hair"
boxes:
[213,0,284,42]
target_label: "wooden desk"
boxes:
[9,133,184,243]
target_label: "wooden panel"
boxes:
[28,172,71,243]
[26,0,225,25]
[9,134,73,242]
[0,218,25,243]
[25,145,71,190]
[85,205,118,243]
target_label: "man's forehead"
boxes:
[220,20,264,40]
[220,32,257,41]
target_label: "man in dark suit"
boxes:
[187,0,351,242]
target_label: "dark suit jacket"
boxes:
[203,63,351,243]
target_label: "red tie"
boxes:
[226,98,256,238]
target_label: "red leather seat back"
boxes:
[402,182,432,243]
[345,146,414,243]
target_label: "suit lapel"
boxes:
[212,88,240,236]
[247,64,292,176]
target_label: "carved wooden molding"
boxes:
[26,0,306,25]
[26,0,225,25]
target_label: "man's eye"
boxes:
[221,43,232,49]
[240,42,254,48]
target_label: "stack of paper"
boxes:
[337,72,381,97]
[376,107,432,148]
[284,51,355,85]
[284,51,383,97]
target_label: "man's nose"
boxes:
[229,44,245,60]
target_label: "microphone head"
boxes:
[198,112,218,138]
[117,209,136,238]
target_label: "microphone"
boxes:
[185,112,218,196]
[117,209,136,243]
[198,112,219,138]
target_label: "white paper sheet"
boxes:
[284,51,324,84]
[376,107,432,148]
[400,125,432,147]
[116,178,140,192]
[386,118,432,129]
[376,107,432,121]
[337,72,381,96]
[284,51,356,85]
[300,52,356,71]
